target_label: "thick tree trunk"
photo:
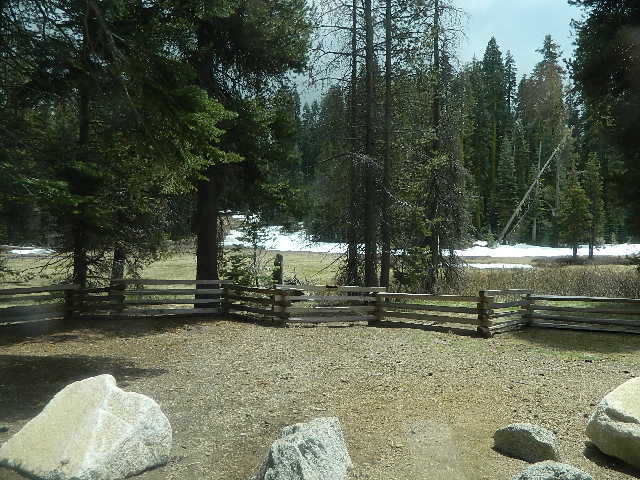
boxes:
[196,170,220,281]
[346,0,359,285]
[195,170,220,308]
[111,247,126,280]
[194,23,222,307]
[73,27,91,289]
[380,0,392,288]
[72,224,88,289]
[573,244,578,259]
[363,0,378,287]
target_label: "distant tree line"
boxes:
[1,0,637,291]
[297,0,636,289]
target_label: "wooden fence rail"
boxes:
[1,281,639,337]
[523,295,640,334]
[274,285,382,324]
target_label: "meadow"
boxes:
[4,249,640,299]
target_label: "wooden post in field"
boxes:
[369,290,385,325]
[477,290,495,338]
[221,284,230,316]
[272,287,288,326]
[273,254,284,286]
[522,292,534,325]
[110,281,126,316]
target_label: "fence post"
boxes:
[272,254,284,286]
[522,292,534,325]
[477,290,495,338]
[272,288,288,326]
[221,284,230,316]
[369,291,385,325]
[109,281,126,317]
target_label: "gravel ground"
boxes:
[1,317,640,480]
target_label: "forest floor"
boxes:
[1,316,640,480]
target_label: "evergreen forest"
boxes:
[1,0,639,292]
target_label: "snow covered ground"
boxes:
[457,241,640,258]
[468,263,533,269]
[224,227,640,262]
[224,227,345,254]
[7,247,54,256]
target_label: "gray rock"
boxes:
[586,376,640,470]
[512,461,593,480]
[494,423,560,463]
[0,374,172,480]
[253,417,352,480]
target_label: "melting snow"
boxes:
[458,242,640,258]
[224,228,640,259]
[468,263,533,269]
[9,248,54,256]
[224,228,344,254]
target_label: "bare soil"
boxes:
[1,317,640,480]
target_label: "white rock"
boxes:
[494,423,560,463]
[512,461,592,480]
[586,376,640,469]
[253,417,352,480]
[0,374,171,480]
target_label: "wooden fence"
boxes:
[523,295,640,334]
[0,284,74,325]
[1,282,639,337]
[275,285,386,324]
[74,279,233,319]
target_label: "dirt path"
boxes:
[1,317,640,480]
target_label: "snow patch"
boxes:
[457,243,640,258]
[9,248,54,256]
[224,228,344,253]
[223,227,640,259]
[468,263,533,269]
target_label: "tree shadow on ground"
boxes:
[583,442,640,478]
[508,327,640,354]
[0,354,167,424]
[372,320,478,338]
[0,315,219,347]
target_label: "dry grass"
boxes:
[451,265,640,298]
[3,251,640,300]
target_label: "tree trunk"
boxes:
[424,0,441,293]
[196,170,220,282]
[589,225,595,259]
[73,22,91,289]
[431,0,441,152]
[380,0,392,288]
[531,139,542,244]
[363,0,378,287]
[72,224,88,289]
[111,247,126,280]
[194,23,222,306]
[346,0,359,285]
[573,244,578,259]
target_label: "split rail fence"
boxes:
[1,281,639,337]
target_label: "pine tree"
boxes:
[558,170,591,259]
[481,37,508,232]
[583,153,605,259]
[495,137,518,234]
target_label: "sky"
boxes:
[298,0,585,103]
[457,0,583,77]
